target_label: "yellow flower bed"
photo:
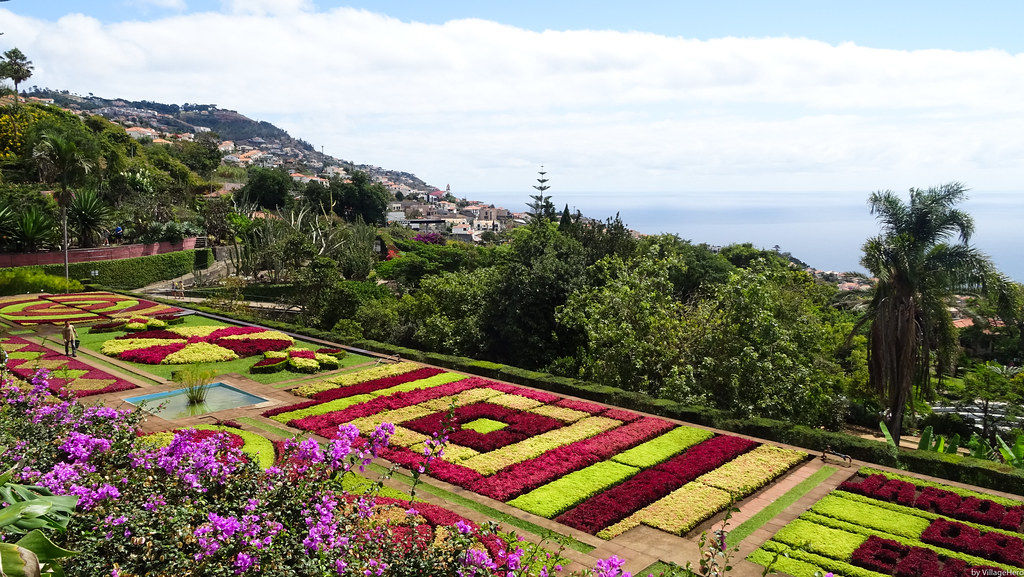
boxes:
[101,338,184,356]
[162,342,239,364]
[461,416,622,476]
[292,361,421,398]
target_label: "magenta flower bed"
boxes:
[263,399,320,418]
[840,474,1024,532]
[403,402,517,435]
[115,329,184,340]
[921,518,1024,567]
[469,416,676,501]
[599,408,643,423]
[289,349,317,359]
[504,412,563,435]
[379,446,484,486]
[206,326,269,339]
[501,386,561,404]
[851,535,1001,576]
[310,367,446,402]
[289,379,486,430]
[119,342,187,364]
[554,434,757,534]
[215,338,294,357]
[553,398,607,414]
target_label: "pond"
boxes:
[125,383,269,419]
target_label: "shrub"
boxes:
[0,268,83,296]
[15,248,216,289]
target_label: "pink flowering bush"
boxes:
[0,370,633,577]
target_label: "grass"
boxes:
[79,314,371,384]
[367,463,596,554]
[725,465,839,548]
[236,417,301,439]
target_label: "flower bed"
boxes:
[0,334,138,396]
[0,292,181,326]
[750,467,1024,576]
[263,361,808,539]
[99,324,294,365]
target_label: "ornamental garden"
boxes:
[2,292,1023,576]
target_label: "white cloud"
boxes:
[3,6,1024,194]
[127,0,188,10]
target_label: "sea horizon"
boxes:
[464,190,1024,282]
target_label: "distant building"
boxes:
[125,126,159,140]
[218,141,235,153]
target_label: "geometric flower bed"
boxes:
[0,334,138,396]
[251,348,344,375]
[0,291,182,325]
[100,325,294,364]
[263,362,808,538]
[749,466,1024,577]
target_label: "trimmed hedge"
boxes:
[124,296,1024,497]
[1,249,214,290]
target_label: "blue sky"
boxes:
[11,0,1024,52]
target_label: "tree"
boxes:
[239,166,292,209]
[859,183,996,446]
[31,130,97,283]
[0,48,32,104]
[527,166,556,222]
[68,189,111,248]
[332,171,388,225]
[961,362,1020,441]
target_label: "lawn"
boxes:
[79,314,372,384]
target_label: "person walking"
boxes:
[62,320,79,357]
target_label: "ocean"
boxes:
[469,190,1024,281]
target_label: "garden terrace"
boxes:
[5,304,1023,576]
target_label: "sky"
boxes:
[4,1,1024,198]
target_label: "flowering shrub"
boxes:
[413,232,446,244]
[1,370,638,577]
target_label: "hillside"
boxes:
[24,88,435,193]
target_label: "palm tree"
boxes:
[31,130,96,283]
[68,189,112,248]
[859,182,995,446]
[0,48,33,106]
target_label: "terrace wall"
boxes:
[0,237,198,268]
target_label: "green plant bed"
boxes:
[79,315,370,384]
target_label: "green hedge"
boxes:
[2,249,215,290]
[122,296,1024,497]
[0,268,83,296]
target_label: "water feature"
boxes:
[125,383,269,419]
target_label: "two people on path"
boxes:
[62,321,79,357]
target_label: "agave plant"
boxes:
[68,189,112,248]
[11,207,56,252]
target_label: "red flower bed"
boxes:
[310,367,446,402]
[206,326,269,339]
[263,399,320,418]
[379,446,484,486]
[290,379,485,430]
[555,434,757,534]
[288,349,316,359]
[119,342,187,364]
[851,535,1005,577]
[553,398,607,414]
[501,386,561,404]
[469,416,675,501]
[403,402,517,435]
[921,518,1024,567]
[115,329,185,340]
[841,474,1024,532]
[215,338,293,357]
[1,335,138,397]
[652,435,757,482]
[251,356,287,374]
[448,429,528,452]
[600,408,643,423]
[89,320,128,332]
[505,412,563,435]
[189,429,246,450]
